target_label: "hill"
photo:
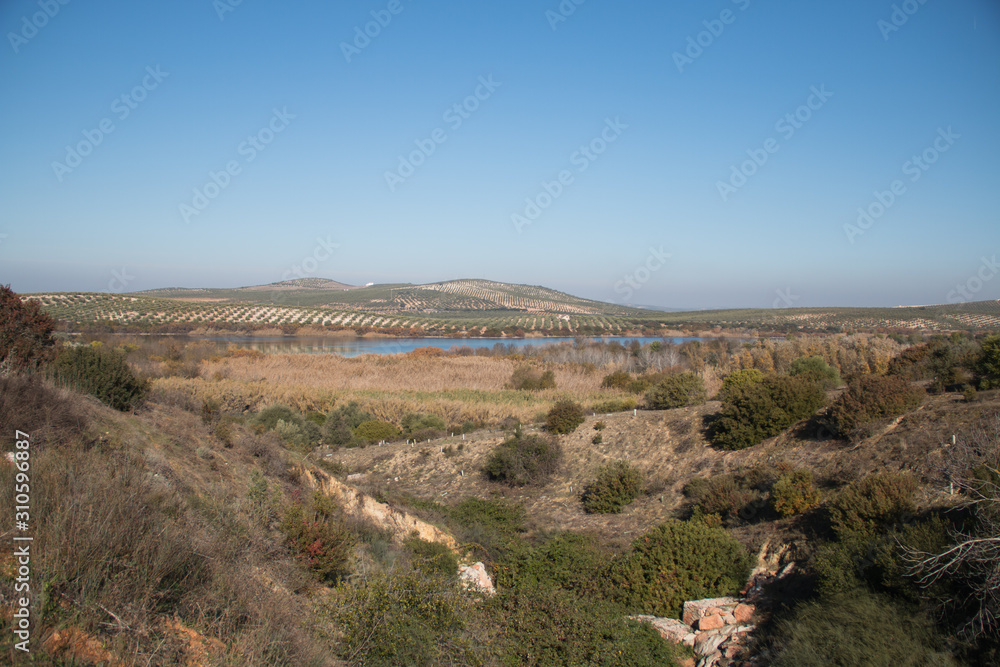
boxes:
[21,277,1000,335]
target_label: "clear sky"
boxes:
[1,0,998,309]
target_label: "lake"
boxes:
[167,335,710,357]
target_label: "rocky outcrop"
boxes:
[299,467,458,549]
[458,561,496,595]
[634,597,756,667]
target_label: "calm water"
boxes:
[164,335,708,357]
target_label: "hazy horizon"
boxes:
[2,1,999,310]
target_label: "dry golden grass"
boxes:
[199,352,603,394]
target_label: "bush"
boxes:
[280,491,355,583]
[683,475,759,523]
[323,401,373,447]
[402,412,447,436]
[771,590,958,667]
[405,537,459,577]
[255,405,296,431]
[483,433,562,487]
[827,472,918,539]
[487,582,685,666]
[510,365,556,391]
[770,470,820,517]
[975,334,1000,390]
[611,519,752,618]
[545,400,585,434]
[0,284,57,374]
[582,461,644,514]
[709,375,826,450]
[644,372,707,410]
[827,375,924,437]
[497,532,612,596]
[716,368,765,401]
[48,344,149,411]
[327,569,480,666]
[354,419,401,443]
[594,421,606,431]
[590,397,637,413]
[591,434,603,445]
[789,355,841,389]
[600,370,633,391]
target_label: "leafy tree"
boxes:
[0,285,58,374]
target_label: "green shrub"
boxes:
[255,405,296,430]
[326,569,480,667]
[582,461,644,514]
[771,590,958,667]
[827,375,924,437]
[789,355,841,389]
[483,434,561,487]
[354,419,401,443]
[324,401,373,446]
[280,492,355,583]
[827,472,918,539]
[600,370,633,391]
[683,475,758,523]
[48,344,149,411]
[545,400,585,434]
[497,532,611,596]
[716,368,765,401]
[709,375,826,450]
[611,519,752,617]
[510,365,557,390]
[402,412,447,435]
[590,397,637,413]
[594,421,606,431]
[486,583,686,667]
[628,371,671,395]
[644,372,707,410]
[591,434,603,445]
[405,537,459,577]
[770,469,820,517]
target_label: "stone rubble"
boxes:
[633,559,798,666]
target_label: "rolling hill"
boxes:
[23,278,1000,335]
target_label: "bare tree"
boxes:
[904,414,1000,642]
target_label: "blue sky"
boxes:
[1,0,998,309]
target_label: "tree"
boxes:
[976,334,1000,390]
[644,372,707,410]
[904,414,1000,644]
[0,285,57,374]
